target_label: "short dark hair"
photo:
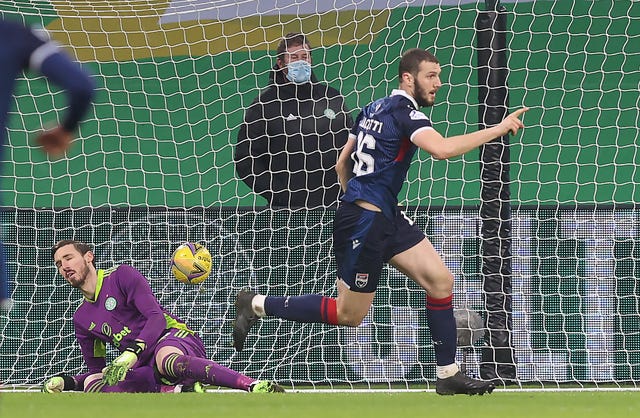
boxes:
[51,240,93,261]
[398,48,439,80]
[276,32,311,61]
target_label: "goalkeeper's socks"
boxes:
[161,353,254,391]
[426,294,457,367]
[263,294,338,324]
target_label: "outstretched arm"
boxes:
[35,51,95,133]
[28,30,95,157]
[42,374,78,393]
[413,107,529,160]
[43,324,107,392]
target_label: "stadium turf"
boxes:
[1,391,638,418]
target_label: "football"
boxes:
[170,242,212,284]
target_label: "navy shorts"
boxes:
[333,202,425,293]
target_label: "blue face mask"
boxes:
[286,60,312,84]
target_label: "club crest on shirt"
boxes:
[105,296,117,311]
[355,273,369,288]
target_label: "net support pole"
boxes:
[476,2,517,382]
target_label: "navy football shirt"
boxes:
[341,89,434,219]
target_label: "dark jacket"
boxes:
[235,65,353,208]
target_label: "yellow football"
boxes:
[170,242,212,284]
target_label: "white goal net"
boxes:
[1,0,639,389]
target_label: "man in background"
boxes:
[235,32,353,208]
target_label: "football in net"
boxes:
[170,242,212,284]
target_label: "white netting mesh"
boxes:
[1,0,639,388]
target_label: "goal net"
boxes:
[1,0,639,389]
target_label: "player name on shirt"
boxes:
[358,116,383,133]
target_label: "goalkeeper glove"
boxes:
[103,341,145,386]
[42,375,75,393]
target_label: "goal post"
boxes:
[476,1,516,382]
[1,0,639,389]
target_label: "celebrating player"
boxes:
[0,19,95,309]
[43,240,284,393]
[233,48,528,395]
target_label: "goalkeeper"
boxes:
[43,240,284,394]
[0,19,95,310]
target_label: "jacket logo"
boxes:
[285,113,297,121]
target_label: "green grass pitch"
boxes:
[2,391,639,418]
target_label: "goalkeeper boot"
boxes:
[250,380,285,393]
[436,371,495,396]
[232,289,260,351]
